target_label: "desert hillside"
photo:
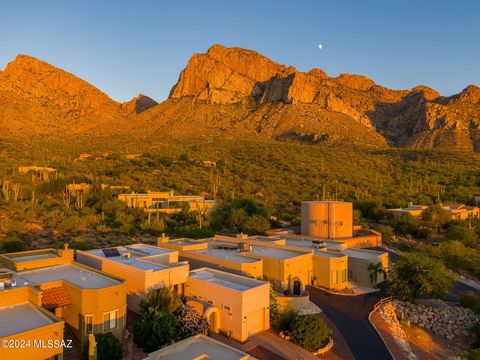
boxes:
[1,45,479,150]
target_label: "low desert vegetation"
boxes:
[132,288,208,353]
[275,307,331,351]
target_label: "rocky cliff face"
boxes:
[0,46,479,151]
[166,45,480,150]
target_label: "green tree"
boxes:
[242,214,270,235]
[444,223,479,248]
[291,315,331,351]
[132,288,182,352]
[389,213,419,237]
[133,309,178,352]
[389,254,456,301]
[376,225,395,244]
[421,204,449,234]
[140,288,182,313]
[368,262,387,288]
[426,241,479,273]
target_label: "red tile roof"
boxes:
[42,286,72,308]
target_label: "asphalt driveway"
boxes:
[307,285,393,360]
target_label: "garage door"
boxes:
[246,308,265,336]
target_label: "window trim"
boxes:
[85,314,94,335]
[102,310,118,332]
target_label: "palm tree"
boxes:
[368,262,387,288]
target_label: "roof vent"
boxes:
[123,252,132,259]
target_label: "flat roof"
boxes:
[189,268,266,291]
[315,251,347,258]
[284,238,341,249]
[247,245,305,260]
[0,302,58,337]
[86,245,176,271]
[12,252,59,262]
[169,238,211,246]
[19,264,121,289]
[189,247,260,264]
[145,334,252,360]
[343,248,385,261]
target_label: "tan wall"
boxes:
[0,286,42,307]
[301,201,353,239]
[342,232,382,248]
[0,248,74,272]
[76,251,189,313]
[0,312,64,360]
[313,254,348,290]
[37,279,127,346]
[242,252,312,290]
[179,251,263,279]
[347,252,388,287]
[185,277,270,342]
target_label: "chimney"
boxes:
[157,233,169,245]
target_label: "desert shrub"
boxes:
[82,332,122,360]
[462,347,480,360]
[71,238,95,251]
[2,234,26,253]
[291,314,331,351]
[460,292,480,315]
[276,307,300,332]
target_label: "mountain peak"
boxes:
[122,94,158,114]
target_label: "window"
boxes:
[103,310,118,332]
[332,271,338,284]
[85,315,93,334]
[207,300,214,305]
[223,305,231,311]
[341,269,347,283]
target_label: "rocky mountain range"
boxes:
[1,44,479,150]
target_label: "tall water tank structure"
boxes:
[301,201,353,239]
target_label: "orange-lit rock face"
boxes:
[0,45,479,150]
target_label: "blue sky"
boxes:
[1,0,478,102]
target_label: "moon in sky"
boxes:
[318,44,323,49]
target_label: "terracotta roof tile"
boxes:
[42,286,72,308]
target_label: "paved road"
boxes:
[307,285,393,360]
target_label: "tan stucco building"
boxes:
[117,191,215,214]
[145,334,255,360]
[185,268,270,342]
[76,244,189,313]
[0,246,127,359]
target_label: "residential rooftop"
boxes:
[0,302,60,338]
[11,252,59,263]
[145,334,253,360]
[315,250,348,258]
[19,264,122,289]
[283,237,344,249]
[189,268,267,292]
[247,245,306,260]
[343,248,385,261]
[86,244,182,271]
[1,249,60,263]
